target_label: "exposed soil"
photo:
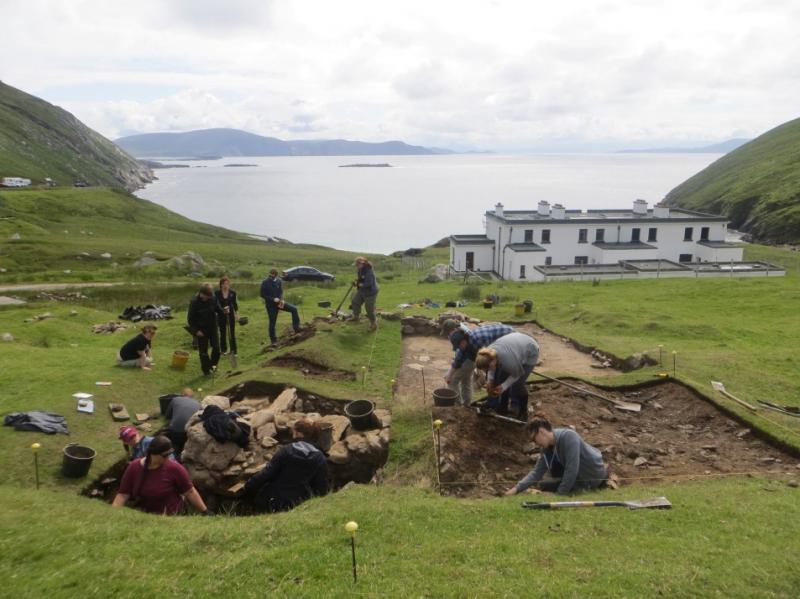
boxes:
[265,352,356,381]
[396,325,615,404]
[434,379,800,497]
[260,324,317,352]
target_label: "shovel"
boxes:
[710,381,757,412]
[331,284,354,317]
[522,496,672,510]
[532,371,641,413]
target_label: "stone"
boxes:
[402,325,415,335]
[787,480,798,488]
[256,422,277,440]
[374,409,391,428]
[2,333,14,342]
[345,433,371,455]
[318,414,351,443]
[201,395,231,410]
[10,233,21,240]
[182,422,241,472]
[269,388,298,414]
[248,409,275,429]
[328,441,350,464]
[633,457,648,467]
[132,256,157,268]
[100,252,112,259]
[261,436,279,449]
[69,310,78,316]
[134,413,150,422]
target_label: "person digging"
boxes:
[260,268,301,345]
[474,332,540,421]
[350,257,379,331]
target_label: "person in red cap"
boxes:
[119,426,155,461]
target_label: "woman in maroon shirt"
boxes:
[113,436,209,515]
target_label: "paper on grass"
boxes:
[72,392,93,400]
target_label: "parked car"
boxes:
[281,266,335,282]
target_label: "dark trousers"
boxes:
[165,430,188,461]
[494,363,534,420]
[218,312,237,354]
[266,303,300,343]
[197,327,220,374]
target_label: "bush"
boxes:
[460,284,482,300]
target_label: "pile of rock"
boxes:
[181,387,391,497]
[401,312,483,336]
[92,321,128,334]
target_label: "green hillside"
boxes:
[0,187,364,283]
[0,81,152,190]
[664,117,800,243]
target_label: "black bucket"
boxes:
[344,399,376,430]
[317,300,332,308]
[62,444,96,478]
[433,388,458,407]
[523,300,533,313]
[159,393,178,416]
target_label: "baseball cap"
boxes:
[118,426,137,444]
[449,329,468,350]
[440,319,460,337]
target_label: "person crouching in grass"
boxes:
[117,324,156,369]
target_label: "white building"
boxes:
[449,200,783,282]
[1,177,32,187]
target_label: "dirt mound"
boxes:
[435,379,799,498]
[260,325,317,352]
[265,353,356,381]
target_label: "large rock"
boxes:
[182,422,242,472]
[132,256,157,268]
[400,316,440,336]
[318,415,351,443]
[201,395,231,410]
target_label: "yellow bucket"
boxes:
[171,350,190,370]
[514,304,525,317]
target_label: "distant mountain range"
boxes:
[115,128,454,158]
[618,138,750,154]
[0,81,153,190]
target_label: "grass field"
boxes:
[1,187,799,597]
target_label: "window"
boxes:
[545,257,552,266]
[466,252,474,271]
[648,227,657,242]
[684,227,693,241]
[524,229,533,243]
[574,256,589,265]
[519,265,526,279]
[578,229,588,243]
[541,229,551,244]
[700,226,710,241]
[631,228,641,242]
[679,253,693,263]
[595,228,605,242]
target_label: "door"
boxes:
[466,252,474,271]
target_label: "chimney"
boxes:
[495,202,504,217]
[552,203,566,219]
[633,198,648,215]
[537,201,551,216]
[653,203,670,218]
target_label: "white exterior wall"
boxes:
[694,245,744,262]
[450,242,494,272]
[505,251,548,281]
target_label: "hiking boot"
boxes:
[368,320,378,331]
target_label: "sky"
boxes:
[2,0,799,152]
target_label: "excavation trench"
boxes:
[83,381,390,514]
[265,353,357,381]
[433,378,800,498]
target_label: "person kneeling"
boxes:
[112,436,210,515]
[505,412,607,496]
[243,419,329,513]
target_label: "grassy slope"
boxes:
[0,81,151,189]
[664,117,800,243]
[1,189,800,596]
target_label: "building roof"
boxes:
[449,234,495,245]
[592,241,657,250]
[696,239,742,248]
[507,242,546,252]
[485,207,728,225]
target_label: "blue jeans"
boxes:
[266,302,300,343]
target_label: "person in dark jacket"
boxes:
[187,283,223,375]
[243,419,329,512]
[117,324,156,369]
[260,268,300,344]
[350,257,379,331]
[504,412,608,496]
[214,275,239,367]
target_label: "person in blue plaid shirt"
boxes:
[445,322,514,406]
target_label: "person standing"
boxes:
[214,275,239,368]
[445,322,514,406]
[187,283,223,375]
[504,412,607,496]
[260,268,300,344]
[117,324,156,369]
[475,332,540,420]
[351,257,379,331]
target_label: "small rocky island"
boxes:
[339,163,392,168]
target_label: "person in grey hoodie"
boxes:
[475,332,540,420]
[505,412,608,496]
[350,256,379,331]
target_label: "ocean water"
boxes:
[135,153,722,254]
